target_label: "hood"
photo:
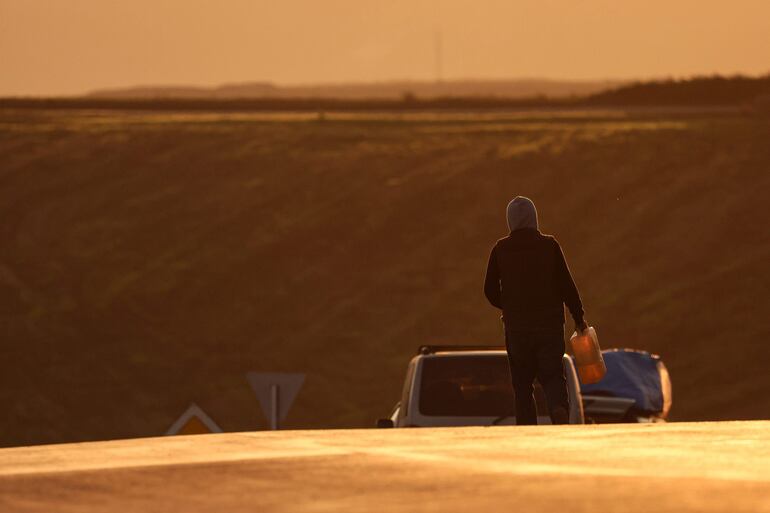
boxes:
[506,196,539,232]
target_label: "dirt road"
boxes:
[2,421,769,512]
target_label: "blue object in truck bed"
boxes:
[574,349,671,415]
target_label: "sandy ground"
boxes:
[1,421,770,513]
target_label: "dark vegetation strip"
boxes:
[0,96,576,112]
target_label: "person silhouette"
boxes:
[484,196,587,425]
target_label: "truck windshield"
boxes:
[418,354,548,417]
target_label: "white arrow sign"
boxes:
[246,372,305,430]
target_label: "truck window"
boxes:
[418,355,548,417]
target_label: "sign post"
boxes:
[246,372,305,430]
[270,384,279,429]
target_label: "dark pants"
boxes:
[504,328,570,425]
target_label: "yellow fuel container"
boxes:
[570,327,606,385]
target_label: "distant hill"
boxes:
[87,78,623,100]
[587,74,770,106]
[22,74,769,111]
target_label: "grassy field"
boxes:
[1,109,768,446]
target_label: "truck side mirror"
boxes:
[376,418,394,428]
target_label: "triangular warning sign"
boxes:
[246,372,305,429]
[165,403,222,435]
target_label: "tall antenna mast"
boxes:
[434,29,443,83]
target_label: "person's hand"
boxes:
[576,319,588,333]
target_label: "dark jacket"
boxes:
[484,228,584,330]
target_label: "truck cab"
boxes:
[379,345,584,427]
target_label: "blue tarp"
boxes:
[575,349,665,413]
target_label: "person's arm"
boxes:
[484,245,502,309]
[554,240,586,330]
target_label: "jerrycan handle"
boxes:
[569,327,600,361]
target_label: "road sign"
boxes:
[166,403,223,436]
[246,372,305,430]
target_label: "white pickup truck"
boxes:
[377,345,671,428]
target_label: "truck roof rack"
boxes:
[417,345,505,355]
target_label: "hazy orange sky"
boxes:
[1,0,768,96]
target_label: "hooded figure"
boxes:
[506,196,539,232]
[484,196,587,425]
